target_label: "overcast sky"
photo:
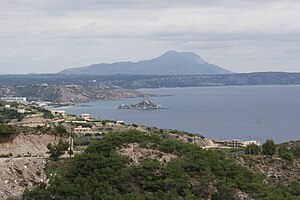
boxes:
[0,0,299,74]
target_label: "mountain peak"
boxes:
[161,50,180,56]
[180,52,205,64]
[159,51,205,64]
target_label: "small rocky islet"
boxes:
[117,98,167,110]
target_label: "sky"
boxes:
[0,0,299,74]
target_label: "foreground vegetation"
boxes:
[24,130,300,200]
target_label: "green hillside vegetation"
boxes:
[277,141,300,161]
[243,139,300,162]
[23,130,300,200]
[0,109,25,123]
[0,102,54,123]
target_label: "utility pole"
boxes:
[248,136,251,154]
[69,131,74,157]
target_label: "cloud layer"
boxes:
[0,0,299,74]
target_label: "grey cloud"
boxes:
[0,0,299,74]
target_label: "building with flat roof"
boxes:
[17,109,26,114]
[74,126,92,136]
[81,114,91,120]
[1,97,27,104]
[213,139,260,148]
[51,110,66,116]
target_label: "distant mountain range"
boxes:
[58,50,232,75]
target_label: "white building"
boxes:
[17,109,26,113]
[242,140,260,147]
[81,114,91,120]
[213,139,260,148]
[51,110,66,116]
[1,97,27,104]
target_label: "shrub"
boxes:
[42,111,54,119]
[0,124,13,137]
[53,125,67,136]
[292,146,300,158]
[278,146,294,161]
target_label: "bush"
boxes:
[293,146,300,158]
[0,124,13,137]
[42,111,54,119]
[280,152,294,161]
[289,181,300,196]
[278,146,294,161]
[74,137,92,146]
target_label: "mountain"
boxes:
[58,50,232,75]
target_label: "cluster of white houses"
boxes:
[50,111,98,136]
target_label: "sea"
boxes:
[64,85,300,143]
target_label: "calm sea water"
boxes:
[64,85,300,143]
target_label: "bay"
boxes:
[64,85,300,143]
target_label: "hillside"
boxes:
[24,131,300,200]
[0,84,143,103]
[59,51,232,75]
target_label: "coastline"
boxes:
[61,85,300,143]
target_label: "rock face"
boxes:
[0,133,60,158]
[59,50,232,75]
[117,143,178,166]
[0,158,47,199]
[0,133,63,199]
[55,85,143,103]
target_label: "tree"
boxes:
[262,139,276,156]
[47,139,69,160]
[53,124,67,136]
[0,124,12,137]
[244,144,261,155]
